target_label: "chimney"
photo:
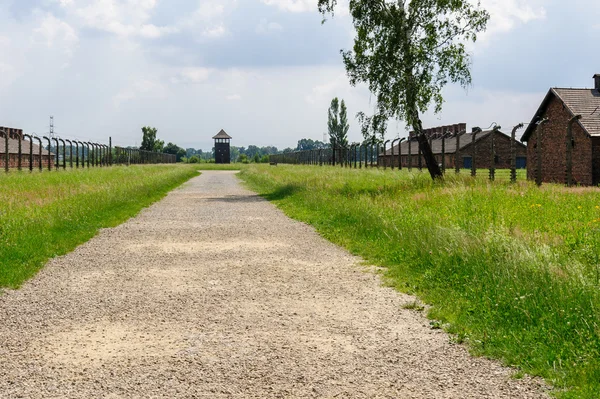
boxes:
[594,74,600,91]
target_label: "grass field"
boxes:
[192,163,245,170]
[0,164,199,288]
[240,165,600,399]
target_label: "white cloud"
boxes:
[113,78,167,108]
[478,0,546,38]
[177,0,236,40]
[171,67,213,84]
[139,24,179,39]
[226,94,242,101]
[256,18,284,34]
[192,2,226,20]
[202,24,228,38]
[56,0,176,39]
[261,0,315,13]
[31,12,79,58]
[304,73,348,104]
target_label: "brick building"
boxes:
[0,127,54,169]
[521,75,600,186]
[382,123,527,169]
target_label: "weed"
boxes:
[240,164,600,398]
[0,165,198,288]
[402,300,425,311]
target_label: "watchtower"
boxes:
[213,129,232,164]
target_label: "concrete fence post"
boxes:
[66,140,73,168]
[455,132,462,174]
[34,136,43,172]
[566,115,582,187]
[17,133,22,171]
[510,124,524,183]
[3,129,9,173]
[43,137,52,171]
[535,118,549,187]
[398,138,406,170]
[408,138,412,171]
[471,129,479,177]
[418,141,422,171]
[441,133,446,174]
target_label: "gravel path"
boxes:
[0,171,549,398]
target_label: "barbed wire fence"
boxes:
[269,123,540,183]
[0,128,176,173]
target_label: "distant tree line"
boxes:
[139,126,187,162]
[139,126,334,164]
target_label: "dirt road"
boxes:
[0,171,548,398]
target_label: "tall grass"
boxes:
[193,163,245,170]
[0,165,199,288]
[240,165,600,399]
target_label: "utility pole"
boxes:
[49,116,55,139]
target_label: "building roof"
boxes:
[383,130,524,156]
[0,137,53,156]
[212,129,232,140]
[521,88,600,142]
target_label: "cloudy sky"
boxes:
[1,0,599,151]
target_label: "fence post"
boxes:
[23,134,33,172]
[109,137,112,166]
[471,128,480,177]
[17,133,22,171]
[489,127,498,181]
[58,139,66,170]
[86,142,91,168]
[417,141,422,171]
[95,144,100,167]
[398,138,406,170]
[535,118,549,187]
[3,129,9,173]
[390,139,397,170]
[441,133,446,175]
[408,138,412,171]
[75,142,79,168]
[34,136,42,172]
[78,141,85,168]
[66,140,73,168]
[383,140,390,170]
[329,143,334,166]
[455,131,462,174]
[510,124,524,183]
[43,137,52,171]
[566,115,581,187]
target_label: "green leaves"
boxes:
[320,0,489,133]
[327,97,350,147]
[141,126,158,152]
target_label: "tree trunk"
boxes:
[412,114,443,180]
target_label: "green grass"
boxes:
[192,163,245,170]
[0,165,199,288]
[240,165,600,398]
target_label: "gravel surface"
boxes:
[0,171,549,398]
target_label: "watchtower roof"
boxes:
[212,129,232,140]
